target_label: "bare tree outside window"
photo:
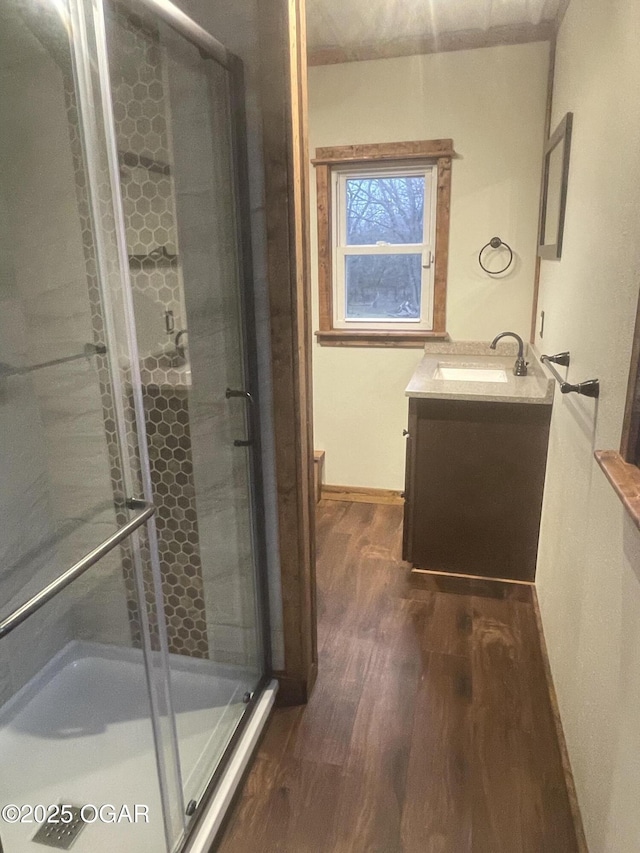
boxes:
[344,175,425,320]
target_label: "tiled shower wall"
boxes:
[110,8,185,361]
[0,28,133,704]
[167,45,261,669]
[106,8,211,659]
[140,382,209,657]
[107,7,261,668]
[0,3,261,693]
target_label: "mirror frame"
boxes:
[538,112,573,260]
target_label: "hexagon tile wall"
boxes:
[110,8,209,659]
[141,382,209,658]
[63,8,211,660]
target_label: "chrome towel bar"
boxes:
[0,500,155,640]
[0,343,106,378]
[541,352,600,398]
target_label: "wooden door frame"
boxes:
[258,0,318,705]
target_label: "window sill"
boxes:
[315,330,450,348]
[594,450,640,529]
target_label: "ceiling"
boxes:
[307,0,564,62]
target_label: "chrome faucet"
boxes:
[490,331,528,376]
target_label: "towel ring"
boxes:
[479,237,514,275]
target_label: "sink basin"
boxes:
[435,364,508,383]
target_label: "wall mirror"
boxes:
[538,112,573,260]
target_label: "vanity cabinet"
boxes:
[402,397,552,582]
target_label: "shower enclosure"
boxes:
[0,0,272,849]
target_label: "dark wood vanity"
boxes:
[403,349,553,582]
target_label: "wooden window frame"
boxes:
[595,293,640,529]
[332,163,437,332]
[312,140,454,347]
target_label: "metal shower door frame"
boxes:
[77,0,273,846]
[114,0,273,682]
[69,0,187,846]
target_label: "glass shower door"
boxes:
[0,0,181,848]
[100,0,268,817]
[0,0,270,846]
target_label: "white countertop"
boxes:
[405,343,553,405]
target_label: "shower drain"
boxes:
[32,806,86,850]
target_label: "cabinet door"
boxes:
[408,398,551,581]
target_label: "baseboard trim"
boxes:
[321,484,404,505]
[531,588,589,852]
[410,568,534,602]
[411,566,534,585]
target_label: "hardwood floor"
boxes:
[217,501,580,853]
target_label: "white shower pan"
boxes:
[0,641,271,852]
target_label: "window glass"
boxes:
[345,254,422,320]
[345,175,425,245]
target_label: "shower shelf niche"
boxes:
[118,149,171,175]
[128,246,178,267]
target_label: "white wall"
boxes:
[535,2,640,851]
[309,43,549,489]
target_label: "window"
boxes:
[334,167,435,330]
[313,140,453,346]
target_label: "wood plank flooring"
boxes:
[217,501,579,853]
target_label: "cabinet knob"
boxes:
[403,429,410,437]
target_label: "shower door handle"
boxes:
[226,388,255,447]
[225,388,253,404]
[0,500,156,641]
